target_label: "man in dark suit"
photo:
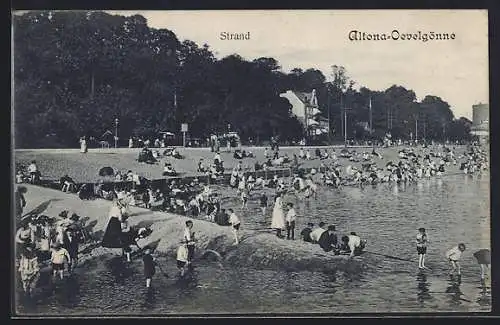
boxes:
[318,225,338,252]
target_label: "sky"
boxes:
[104,10,489,120]
[19,10,488,119]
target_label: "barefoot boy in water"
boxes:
[50,242,71,280]
[176,242,189,277]
[183,220,196,265]
[259,193,268,217]
[228,208,241,245]
[416,228,429,269]
[446,243,466,276]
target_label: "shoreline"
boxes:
[14,144,481,184]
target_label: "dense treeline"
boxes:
[13,11,472,148]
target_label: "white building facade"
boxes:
[470,103,489,144]
[280,89,328,137]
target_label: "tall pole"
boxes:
[304,101,308,145]
[114,118,119,148]
[386,107,390,131]
[415,118,418,142]
[369,95,373,136]
[344,109,347,146]
[423,119,426,141]
[327,89,331,144]
[340,93,343,143]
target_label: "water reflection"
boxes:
[437,179,443,189]
[142,287,156,309]
[59,274,81,307]
[416,271,432,304]
[476,279,491,307]
[445,275,468,306]
[176,265,199,293]
[106,256,134,285]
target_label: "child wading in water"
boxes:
[228,208,241,245]
[446,243,466,276]
[416,227,429,269]
[285,202,296,240]
[259,193,268,217]
[142,246,156,288]
[50,242,71,280]
[240,189,249,209]
[176,242,189,277]
[184,220,196,265]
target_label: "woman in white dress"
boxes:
[271,193,285,238]
[80,137,88,153]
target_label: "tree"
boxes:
[419,95,455,141]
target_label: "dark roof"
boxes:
[293,91,318,107]
[293,91,311,104]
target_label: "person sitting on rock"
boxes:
[315,148,322,158]
[233,149,244,160]
[272,157,285,167]
[372,148,382,158]
[197,158,207,173]
[339,232,367,257]
[171,148,183,159]
[162,162,178,176]
[318,225,338,252]
[60,174,76,193]
[320,149,329,160]
[298,148,306,159]
[138,147,149,163]
[27,160,40,184]
[300,222,314,242]
[215,160,225,174]
[254,161,263,172]
[305,150,312,160]
[309,222,327,244]
[210,148,219,161]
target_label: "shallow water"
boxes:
[16,172,491,315]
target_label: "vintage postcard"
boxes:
[12,10,490,316]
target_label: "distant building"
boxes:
[470,103,489,144]
[280,89,329,137]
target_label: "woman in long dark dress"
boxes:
[473,249,491,282]
[143,246,156,288]
[101,199,124,249]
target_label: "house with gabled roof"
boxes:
[280,89,329,136]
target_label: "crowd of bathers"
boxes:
[16,209,89,296]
